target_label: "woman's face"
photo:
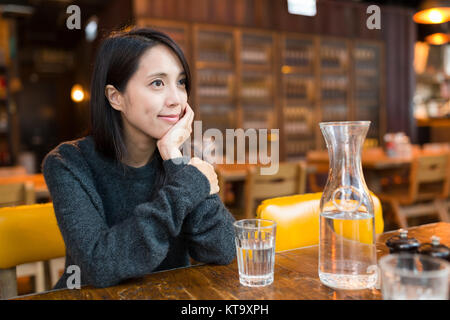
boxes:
[117,44,188,141]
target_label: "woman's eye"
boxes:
[150,80,164,87]
[178,78,187,86]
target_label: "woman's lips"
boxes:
[158,115,179,123]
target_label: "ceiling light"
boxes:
[85,16,98,42]
[413,1,450,24]
[287,0,317,17]
[425,32,449,44]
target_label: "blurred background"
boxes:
[0,0,448,170]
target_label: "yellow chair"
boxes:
[0,203,66,299]
[256,192,384,252]
[0,181,43,295]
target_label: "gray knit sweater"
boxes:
[41,136,236,289]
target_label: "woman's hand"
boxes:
[157,104,194,160]
[188,157,219,195]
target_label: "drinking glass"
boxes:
[234,219,276,287]
[379,253,449,300]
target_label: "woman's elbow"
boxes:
[219,249,236,265]
[87,271,121,288]
[212,242,236,265]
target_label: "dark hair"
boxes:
[89,27,191,163]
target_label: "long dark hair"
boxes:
[88,27,191,192]
[89,26,191,163]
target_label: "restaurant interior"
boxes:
[0,0,449,299]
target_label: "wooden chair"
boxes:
[256,192,384,252]
[306,161,328,193]
[378,153,450,229]
[0,203,66,299]
[0,182,35,207]
[244,161,307,219]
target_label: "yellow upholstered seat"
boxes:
[256,192,384,252]
[0,203,66,299]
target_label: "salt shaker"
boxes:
[418,236,450,262]
[385,229,420,254]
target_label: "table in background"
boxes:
[0,174,49,200]
[306,146,448,193]
[12,222,449,300]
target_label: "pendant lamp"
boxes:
[413,0,450,24]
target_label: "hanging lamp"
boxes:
[413,0,450,24]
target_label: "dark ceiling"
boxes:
[0,0,110,49]
[0,0,433,51]
[352,0,422,7]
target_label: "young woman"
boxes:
[42,27,236,289]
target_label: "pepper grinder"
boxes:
[418,236,450,262]
[385,229,420,254]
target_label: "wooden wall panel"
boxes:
[233,0,247,26]
[381,7,417,141]
[130,0,417,140]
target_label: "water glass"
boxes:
[379,253,449,300]
[234,219,276,287]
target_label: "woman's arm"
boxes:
[42,153,210,288]
[182,193,236,265]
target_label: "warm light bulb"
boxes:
[413,7,450,24]
[428,9,445,23]
[71,84,85,102]
[425,33,449,45]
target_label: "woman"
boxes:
[42,27,236,289]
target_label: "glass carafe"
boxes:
[318,121,378,290]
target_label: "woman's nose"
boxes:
[166,84,183,107]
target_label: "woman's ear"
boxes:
[105,85,124,111]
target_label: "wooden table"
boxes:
[0,174,49,200]
[12,222,449,300]
[306,147,425,170]
[306,147,450,193]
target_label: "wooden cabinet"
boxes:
[0,64,12,166]
[352,41,384,145]
[319,38,351,123]
[193,25,237,136]
[238,30,276,131]
[131,19,385,160]
[280,34,317,160]
[135,18,191,58]
[0,17,16,167]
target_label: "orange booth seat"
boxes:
[256,192,384,252]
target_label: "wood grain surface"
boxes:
[13,222,449,300]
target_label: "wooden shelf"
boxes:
[197,98,235,105]
[241,64,272,72]
[281,65,314,74]
[284,98,313,105]
[139,19,385,162]
[196,61,234,69]
[416,118,450,127]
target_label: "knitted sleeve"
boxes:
[42,148,210,288]
[182,193,236,265]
